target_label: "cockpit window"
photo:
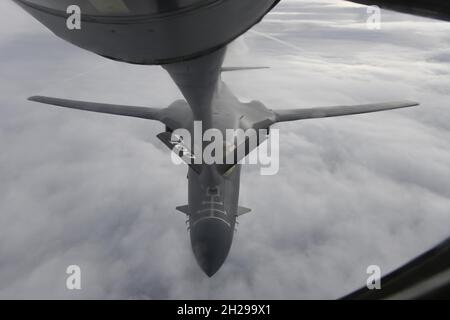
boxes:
[22,0,216,16]
[207,187,219,196]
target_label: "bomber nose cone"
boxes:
[190,218,233,277]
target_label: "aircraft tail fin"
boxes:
[157,132,202,174]
[216,128,269,176]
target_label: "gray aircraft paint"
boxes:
[15,0,419,276]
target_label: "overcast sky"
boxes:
[1,0,450,299]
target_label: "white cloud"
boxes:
[0,0,449,299]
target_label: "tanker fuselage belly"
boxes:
[14,0,279,64]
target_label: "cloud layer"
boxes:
[0,0,449,299]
